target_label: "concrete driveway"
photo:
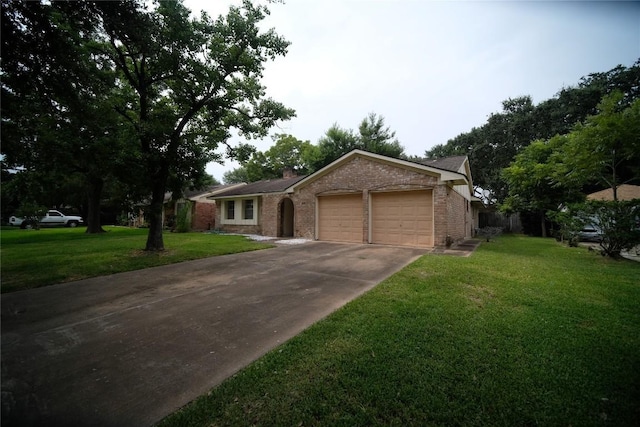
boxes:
[1,241,426,427]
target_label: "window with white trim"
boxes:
[221,197,258,225]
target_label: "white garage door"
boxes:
[317,194,363,243]
[371,190,433,247]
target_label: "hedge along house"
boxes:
[212,150,478,248]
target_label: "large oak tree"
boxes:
[93,0,294,250]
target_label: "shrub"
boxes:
[476,226,503,242]
[578,199,640,258]
[15,202,48,230]
[175,203,192,233]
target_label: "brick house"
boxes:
[211,150,479,248]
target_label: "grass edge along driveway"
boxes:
[160,235,640,427]
[0,226,273,293]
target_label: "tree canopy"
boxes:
[426,61,640,204]
[225,113,405,183]
[1,0,138,232]
[224,134,315,183]
[1,0,295,249]
[312,113,404,171]
[557,92,640,199]
[502,135,582,237]
[503,91,640,237]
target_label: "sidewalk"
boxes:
[432,239,482,257]
[621,245,640,262]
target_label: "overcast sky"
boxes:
[182,0,640,182]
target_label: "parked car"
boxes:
[12,210,84,229]
[8,215,24,226]
[577,224,602,242]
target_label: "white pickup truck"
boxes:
[9,210,84,228]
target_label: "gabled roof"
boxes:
[210,150,473,199]
[182,183,243,199]
[161,184,247,203]
[184,185,220,199]
[212,175,306,198]
[587,184,640,201]
[289,150,470,191]
[187,183,248,201]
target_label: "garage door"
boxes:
[318,194,363,243]
[371,190,433,247]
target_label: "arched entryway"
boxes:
[278,198,294,237]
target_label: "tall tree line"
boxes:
[502,91,640,238]
[425,61,640,204]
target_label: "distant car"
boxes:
[8,216,24,226]
[12,210,84,229]
[578,224,602,242]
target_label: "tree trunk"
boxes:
[611,147,618,202]
[85,177,106,234]
[145,177,167,251]
[540,211,547,238]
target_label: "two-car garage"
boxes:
[317,190,434,247]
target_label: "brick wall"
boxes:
[445,188,468,243]
[433,185,448,246]
[260,194,280,237]
[257,194,300,238]
[219,224,261,234]
[192,201,216,230]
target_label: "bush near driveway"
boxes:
[161,235,640,427]
[581,199,640,258]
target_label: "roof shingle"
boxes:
[417,155,467,173]
[587,184,640,201]
[213,175,306,197]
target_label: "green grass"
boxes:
[160,235,640,427]
[0,226,272,293]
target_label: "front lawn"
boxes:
[161,235,640,426]
[0,226,272,293]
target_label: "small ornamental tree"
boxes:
[502,135,583,237]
